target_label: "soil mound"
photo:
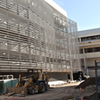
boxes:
[76,77,100,89]
[84,92,100,100]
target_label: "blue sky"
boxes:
[54,0,100,31]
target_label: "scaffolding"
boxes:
[0,0,80,72]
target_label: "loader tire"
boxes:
[45,84,49,91]
[39,82,45,93]
[29,88,35,95]
[21,90,27,97]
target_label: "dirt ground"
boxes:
[0,82,98,100]
[0,82,80,100]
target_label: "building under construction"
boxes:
[0,0,80,79]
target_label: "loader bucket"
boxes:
[7,87,26,93]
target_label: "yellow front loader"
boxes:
[6,69,49,96]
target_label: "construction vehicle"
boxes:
[6,69,49,96]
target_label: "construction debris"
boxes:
[76,77,100,89]
[83,92,100,100]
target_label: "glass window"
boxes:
[94,47,100,52]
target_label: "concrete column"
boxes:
[84,58,87,69]
[83,48,87,69]
[39,71,42,79]
[83,48,84,54]
[69,71,73,80]
[79,37,81,43]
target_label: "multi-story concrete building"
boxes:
[0,0,80,79]
[78,28,100,77]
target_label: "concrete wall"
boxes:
[80,52,100,59]
[78,28,100,77]
[81,57,100,67]
[78,28,100,38]
[88,70,100,77]
[48,72,70,81]
[0,71,73,81]
[87,58,100,66]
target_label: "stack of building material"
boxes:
[48,81,67,86]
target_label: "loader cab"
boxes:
[27,69,43,80]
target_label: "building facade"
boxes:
[78,28,100,77]
[0,0,80,79]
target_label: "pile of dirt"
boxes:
[61,95,75,100]
[84,92,100,100]
[76,77,100,89]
